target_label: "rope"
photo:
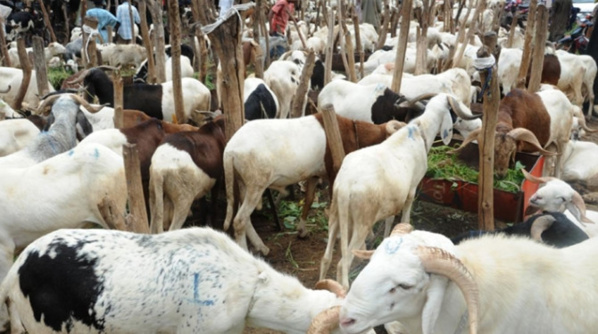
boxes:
[199,3,255,35]
[82,24,102,63]
[473,55,496,97]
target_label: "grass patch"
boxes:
[48,67,75,90]
[427,145,526,193]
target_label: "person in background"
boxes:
[86,1,119,44]
[115,0,140,44]
[268,0,296,58]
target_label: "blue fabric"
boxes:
[116,1,140,40]
[86,8,119,43]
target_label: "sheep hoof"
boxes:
[260,246,270,256]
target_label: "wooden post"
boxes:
[516,0,538,89]
[167,0,185,124]
[139,0,156,83]
[339,3,356,82]
[291,50,316,118]
[527,4,548,93]
[352,8,364,79]
[98,196,128,231]
[506,12,518,48]
[196,1,252,141]
[148,0,167,83]
[62,2,70,43]
[390,0,412,93]
[443,0,452,33]
[320,104,345,173]
[13,38,31,110]
[83,16,100,68]
[452,0,484,71]
[375,0,390,50]
[442,0,471,71]
[123,143,150,233]
[324,9,335,86]
[0,17,10,67]
[198,27,209,83]
[112,71,124,129]
[389,0,400,37]
[37,0,57,42]
[476,32,499,231]
[32,36,50,97]
[414,0,430,75]
[252,0,265,78]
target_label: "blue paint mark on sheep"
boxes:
[68,149,74,156]
[407,125,417,140]
[443,129,449,140]
[94,148,100,159]
[385,238,403,254]
[187,273,215,306]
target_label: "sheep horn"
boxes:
[67,94,105,113]
[571,191,594,224]
[307,306,341,334]
[36,94,62,115]
[447,95,481,120]
[405,93,437,107]
[96,65,121,72]
[65,69,89,85]
[0,85,11,93]
[521,169,558,184]
[314,279,346,298]
[530,215,556,242]
[390,222,414,236]
[507,128,556,156]
[416,246,479,334]
[450,127,482,154]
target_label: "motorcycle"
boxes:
[557,16,594,54]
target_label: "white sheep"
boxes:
[0,142,127,328]
[319,94,479,288]
[0,227,347,334]
[7,41,66,69]
[98,43,148,68]
[263,60,303,118]
[0,67,56,108]
[0,119,40,157]
[333,223,598,334]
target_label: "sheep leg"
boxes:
[320,204,339,281]
[339,222,371,289]
[168,195,196,231]
[0,245,14,330]
[264,189,282,231]
[233,186,270,255]
[297,177,318,238]
[399,190,417,225]
[383,216,395,238]
[245,219,270,256]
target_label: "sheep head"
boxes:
[339,223,479,334]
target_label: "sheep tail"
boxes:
[149,169,165,234]
[223,152,235,231]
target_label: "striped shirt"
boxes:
[116,1,140,40]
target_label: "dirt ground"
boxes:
[187,119,598,334]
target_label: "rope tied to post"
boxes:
[473,54,496,97]
[82,24,102,62]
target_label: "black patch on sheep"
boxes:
[244,84,277,120]
[370,88,414,124]
[84,68,164,119]
[18,239,106,332]
[311,59,325,90]
[451,212,589,248]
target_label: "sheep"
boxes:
[0,143,127,329]
[555,50,597,117]
[243,77,279,120]
[0,118,40,157]
[0,94,101,168]
[330,223,598,334]
[319,94,480,288]
[0,227,349,334]
[79,68,210,124]
[455,88,557,178]
[98,43,148,68]
[149,117,227,233]
[0,67,56,108]
[7,41,66,68]
[263,60,304,118]
[317,80,414,124]
[451,212,589,248]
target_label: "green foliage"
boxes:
[47,67,74,90]
[277,198,329,232]
[427,145,526,193]
[204,73,215,90]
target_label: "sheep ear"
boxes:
[352,249,374,260]
[440,110,453,145]
[421,276,449,334]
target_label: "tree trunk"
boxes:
[123,143,150,233]
[528,5,548,93]
[390,0,411,93]
[291,50,315,118]
[148,0,167,83]
[516,0,538,89]
[167,0,185,123]
[549,0,572,42]
[32,36,49,98]
[139,0,156,83]
[13,38,31,110]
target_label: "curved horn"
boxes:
[314,279,346,298]
[36,94,62,115]
[390,222,414,236]
[307,306,340,334]
[67,94,105,113]
[577,114,598,133]
[96,65,121,71]
[406,93,438,107]
[521,169,557,184]
[530,215,556,241]
[507,128,556,156]
[65,69,89,85]
[385,120,407,134]
[450,127,482,154]
[416,246,479,334]
[571,191,594,224]
[447,95,481,120]
[0,85,11,94]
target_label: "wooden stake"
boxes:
[375,0,390,50]
[148,0,167,83]
[527,4,548,93]
[167,0,186,123]
[414,0,430,75]
[324,9,335,86]
[139,0,156,83]
[252,0,265,78]
[83,16,101,68]
[319,104,345,173]
[32,36,49,98]
[476,32,499,231]
[112,70,124,129]
[98,196,128,231]
[0,17,10,67]
[291,50,316,118]
[390,0,412,93]
[37,0,57,42]
[339,2,356,82]
[123,143,150,233]
[13,38,31,111]
[506,12,518,48]
[516,0,538,89]
[453,0,484,71]
[352,8,364,79]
